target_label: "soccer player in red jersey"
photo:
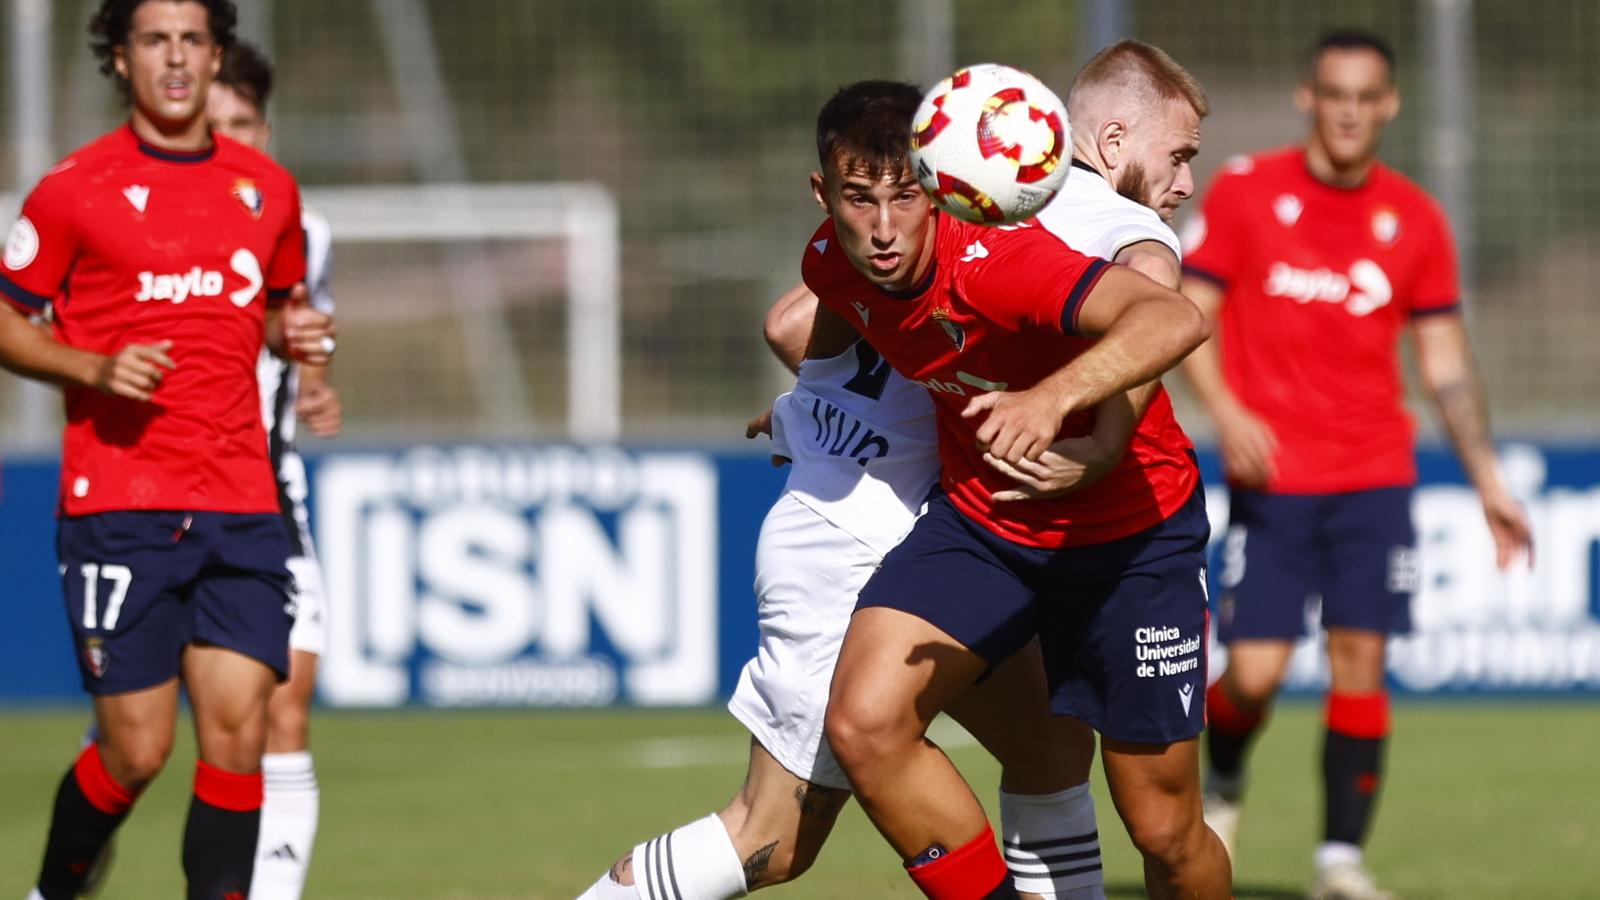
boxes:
[805,82,1230,899]
[0,2,333,897]
[1179,30,1533,900]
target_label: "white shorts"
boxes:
[286,554,327,656]
[727,493,883,790]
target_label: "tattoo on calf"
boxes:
[743,841,779,885]
[608,852,632,884]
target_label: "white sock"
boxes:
[1316,840,1364,871]
[1000,783,1106,900]
[28,890,47,900]
[250,751,320,900]
[584,813,747,900]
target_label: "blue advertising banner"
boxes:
[2,443,1598,705]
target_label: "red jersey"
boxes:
[1183,147,1460,494]
[802,213,1198,549]
[0,126,307,516]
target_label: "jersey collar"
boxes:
[123,124,217,164]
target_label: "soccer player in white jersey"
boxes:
[576,40,1208,900]
[209,41,341,900]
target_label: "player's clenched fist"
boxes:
[962,385,1070,464]
[95,339,176,402]
[282,282,337,365]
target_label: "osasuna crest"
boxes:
[1371,208,1401,245]
[83,637,109,678]
[931,307,965,351]
[232,179,264,218]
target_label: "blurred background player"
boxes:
[1178,28,1534,900]
[805,80,1224,899]
[206,40,342,900]
[0,0,334,897]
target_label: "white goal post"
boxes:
[305,182,621,441]
[0,181,621,443]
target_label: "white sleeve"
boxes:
[1098,206,1183,262]
[301,208,335,314]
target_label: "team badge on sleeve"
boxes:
[4,215,39,270]
[232,179,265,218]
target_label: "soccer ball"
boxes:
[910,63,1071,225]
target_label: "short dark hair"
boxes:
[815,80,924,182]
[1310,29,1396,81]
[216,40,274,111]
[89,0,239,97]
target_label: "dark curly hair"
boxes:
[88,0,239,99]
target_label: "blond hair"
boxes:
[1068,40,1209,123]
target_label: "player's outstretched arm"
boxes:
[1179,274,1278,487]
[1412,312,1533,568]
[0,303,174,401]
[965,266,1207,464]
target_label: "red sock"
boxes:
[1323,691,1390,845]
[1205,680,1264,735]
[1326,690,1390,740]
[193,761,264,812]
[905,821,1013,900]
[73,743,136,815]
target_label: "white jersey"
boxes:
[1034,160,1182,261]
[257,208,332,556]
[768,340,939,556]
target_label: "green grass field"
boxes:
[2,702,1597,898]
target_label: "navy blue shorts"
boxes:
[57,511,295,695]
[1214,487,1417,642]
[855,486,1211,745]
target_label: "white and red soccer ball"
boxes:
[910,63,1071,225]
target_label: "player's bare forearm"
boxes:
[1415,315,1500,487]
[1176,276,1244,416]
[1042,292,1207,417]
[0,304,101,389]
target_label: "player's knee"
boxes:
[266,702,311,751]
[1122,803,1202,868]
[1224,667,1281,710]
[822,697,901,777]
[102,732,175,789]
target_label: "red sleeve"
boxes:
[1180,169,1248,289]
[956,224,1111,336]
[1408,201,1461,318]
[265,179,307,307]
[0,172,80,314]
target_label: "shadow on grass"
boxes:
[1107,882,1304,899]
